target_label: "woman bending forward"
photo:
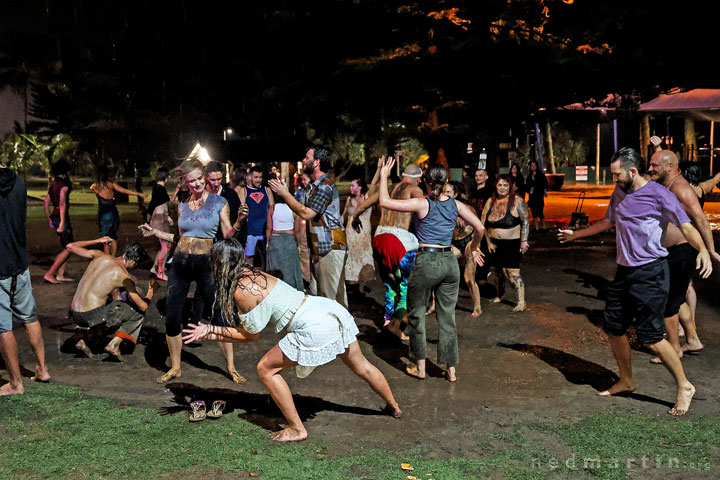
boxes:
[182,239,402,442]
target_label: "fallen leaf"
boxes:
[401,463,414,471]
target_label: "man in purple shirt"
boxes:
[559,147,711,416]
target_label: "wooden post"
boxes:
[710,121,715,175]
[613,119,618,152]
[596,123,601,185]
[545,119,556,174]
[684,118,696,161]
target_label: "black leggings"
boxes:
[165,251,218,337]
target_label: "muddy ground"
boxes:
[5,194,720,463]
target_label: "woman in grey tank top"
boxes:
[378,158,486,382]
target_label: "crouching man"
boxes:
[66,237,156,360]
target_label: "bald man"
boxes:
[647,150,720,361]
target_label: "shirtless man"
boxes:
[66,237,156,361]
[647,150,720,361]
[351,159,424,339]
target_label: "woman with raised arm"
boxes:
[91,166,147,256]
[480,174,531,312]
[182,238,401,442]
[377,157,485,382]
[139,157,248,384]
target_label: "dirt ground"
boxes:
[5,193,720,461]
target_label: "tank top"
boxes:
[272,203,295,231]
[178,193,227,239]
[48,178,71,215]
[414,197,458,246]
[246,185,270,236]
[485,198,522,229]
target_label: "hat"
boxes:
[402,164,423,178]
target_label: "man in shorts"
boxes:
[647,149,720,360]
[1,161,51,395]
[559,147,711,416]
[238,165,274,269]
[66,237,157,361]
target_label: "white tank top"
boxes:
[272,203,295,231]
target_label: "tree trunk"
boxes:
[640,114,650,166]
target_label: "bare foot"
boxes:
[157,369,181,384]
[444,367,457,382]
[681,342,704,354]
[0,382,24,396]
[491,297,502,303]
[425,305,436,316]
[104,343,123,362]
[382,403,402,418]
[43,274,60,284]
[668,383,695,416]
[386,319,409,341]
[55,276,75,283]
[598,379,636,396]
[270,426,308,442]
[75,339,94,358]
[470,308,482,317]
[31,367,51,383]
[650,350,683,364]
[405,364,425,380]
[228,369,247,384]
[512,302,527,312]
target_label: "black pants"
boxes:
[165,251,219,337]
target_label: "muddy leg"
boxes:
[599,334,636,396]
[24,321,50,381]
[647,339,695,416]
[256,345,307,442]
[340,341,401,417]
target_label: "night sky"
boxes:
[2,1,719,168]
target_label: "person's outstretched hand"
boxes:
[380,156,395,178]
[557,228,576,243]
[182,323,210,344]
[268,178,289,197]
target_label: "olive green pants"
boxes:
[406,250,460,365]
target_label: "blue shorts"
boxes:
[0,269,38,333]
[245,235,265,257]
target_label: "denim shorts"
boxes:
[0,269,38,333]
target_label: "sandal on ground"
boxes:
[207,400,226,419]
[189,400,206,422]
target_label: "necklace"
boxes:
[189,192,207,211]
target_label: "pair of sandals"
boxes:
[189,400,226,422]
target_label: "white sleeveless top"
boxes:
[272,203,295,231]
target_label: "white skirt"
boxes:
[278,296,359,377]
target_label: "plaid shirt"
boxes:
[305,174,346,255]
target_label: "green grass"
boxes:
[1,385,717,479]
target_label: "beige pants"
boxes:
[310,249,348,308]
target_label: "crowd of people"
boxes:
[1,142,718,442]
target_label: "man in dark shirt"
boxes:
[0,161,51,395]
[205,161,244,242]
[470,168,494,214]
